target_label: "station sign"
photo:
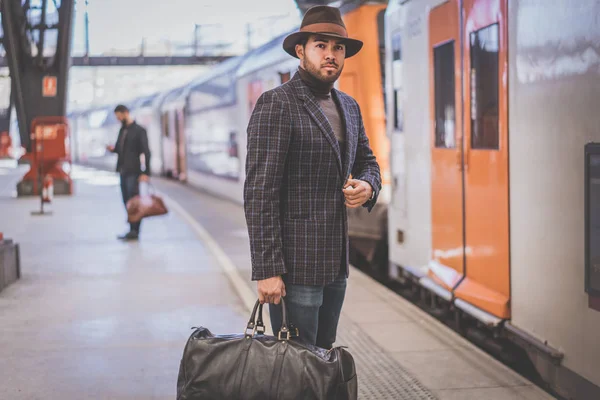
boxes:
[33,124,59,141]
[42,76,58,97]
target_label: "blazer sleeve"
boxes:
[243,91,291,281]
[351,102,382,212]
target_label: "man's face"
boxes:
[296,35,346,83]
[114,111,128,124]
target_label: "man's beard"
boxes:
[303,58,343,84]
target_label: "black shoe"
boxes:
[117,231,139,241]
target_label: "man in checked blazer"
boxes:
[243,5,381,349]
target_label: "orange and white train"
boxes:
[385,0,600,398]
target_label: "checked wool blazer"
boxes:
[243,72,381,286]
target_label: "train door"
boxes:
[160,111,168,176]
[429,0,509,318]
[429,0,465,290]
[174,108,187,181]
[456,0,510,318]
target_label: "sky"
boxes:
[72,0,302,55]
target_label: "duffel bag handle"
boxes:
[245,301,266,337]
[244,298,292,341]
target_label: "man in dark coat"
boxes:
[107,104,151,241]
[244,5,381,349]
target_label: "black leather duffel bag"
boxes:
[176,299,357,399]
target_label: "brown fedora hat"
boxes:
[283,5,363,59]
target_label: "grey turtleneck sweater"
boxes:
[298,67,346,158]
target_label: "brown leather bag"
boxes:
[126,184,168,223]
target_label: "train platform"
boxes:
[0,164,555,400]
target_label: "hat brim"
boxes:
[282,31,363,59]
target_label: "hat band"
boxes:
[300,22,348,38]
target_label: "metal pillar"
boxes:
[1,0,75,196]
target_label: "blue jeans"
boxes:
[120,174,141,233]
[269,274,347,349]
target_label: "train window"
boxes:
[188,72,237,113]
[391,30,403,131]
[433,41,456,148]
[392,32,402,62]
[470,23,499,150]
[162,113,170,138]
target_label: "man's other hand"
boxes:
[342,178,373,208]
[106,144,115,152]
[138,174,149,183]
[257,276,286,304]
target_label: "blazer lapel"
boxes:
[332,89,355,180]
[292,74,343,178]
